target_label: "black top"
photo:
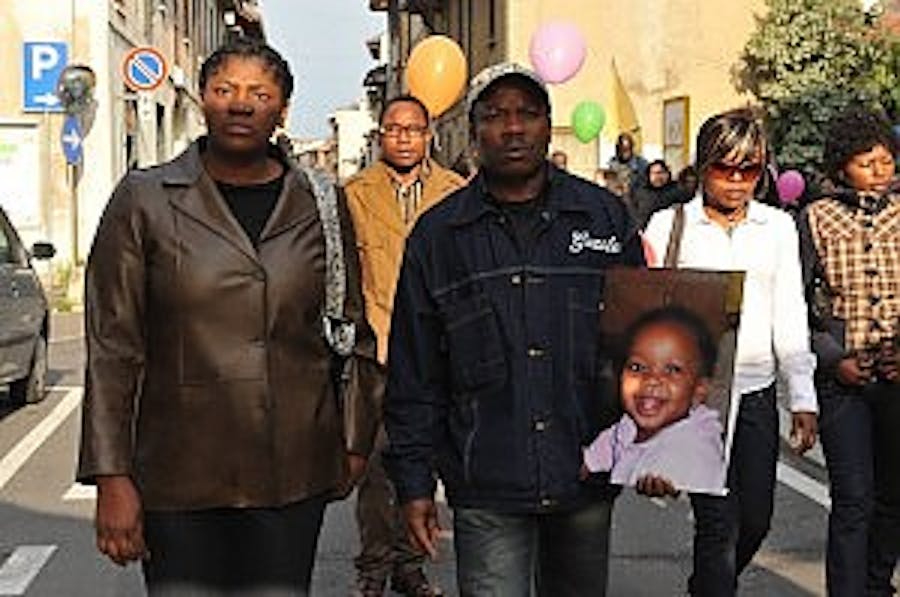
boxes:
[495,195,546,249]
[216,174,285,247]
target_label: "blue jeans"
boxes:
[453,498,613,597]
[819,379,899,597]
[688,385,779,597]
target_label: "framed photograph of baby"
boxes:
[584,267,745,496]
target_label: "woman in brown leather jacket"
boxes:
[77,38,381,595]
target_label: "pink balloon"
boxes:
[776,170,805,204]
[529,22,587,84]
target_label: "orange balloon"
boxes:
[405,36,467,117]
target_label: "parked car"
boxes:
[0,205,55,405]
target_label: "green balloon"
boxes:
[572,101,606,143]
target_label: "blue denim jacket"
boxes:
[384,166,645,512]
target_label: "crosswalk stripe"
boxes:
[0,388,83,491]
[776,461,831,510]
[0,546,57,595]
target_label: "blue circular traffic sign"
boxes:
[123,47,168,92]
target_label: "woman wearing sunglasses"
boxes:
[800,107,900,597]
[641,108,818,596]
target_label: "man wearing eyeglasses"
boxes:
[344,95,464,597]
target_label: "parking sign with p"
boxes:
[23,42,67,112]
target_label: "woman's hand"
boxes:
[835,355,872,386]
[95,475,147,566]
[789,412,818,454]
[876,342,900,383]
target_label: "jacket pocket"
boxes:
[568,289,609,442]
[442,294,507,394]
[568,290,601,385]
[358,237,394,310]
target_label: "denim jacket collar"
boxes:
[449,163,595,227]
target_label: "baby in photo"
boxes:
[583,305,727,495]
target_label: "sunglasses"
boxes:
[708,161,763,180]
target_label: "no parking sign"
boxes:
[122,47,168,92]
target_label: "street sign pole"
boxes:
[60,115,83,262]
[69,163,78,263]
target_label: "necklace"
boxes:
[703,202,747,228]
[725,205,746,223]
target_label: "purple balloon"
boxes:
[776,170,805,204]
[529,22,587,84]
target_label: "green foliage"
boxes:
[737,0,898,184]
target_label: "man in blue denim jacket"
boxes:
[384,63,645,596]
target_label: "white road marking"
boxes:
[47,385,83,393]
[0,388,83,491]
[776,461,831,510]
[48,335,84,345]
[62,482,96,501]
[0,545,57,595]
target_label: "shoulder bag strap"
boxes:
[663,203,685,269]
[302,165,356,357]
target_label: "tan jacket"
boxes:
[344,159,465,362]
[77,140,382,511]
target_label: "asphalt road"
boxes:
[0,313,850,596]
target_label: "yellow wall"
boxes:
[436,0,767,180]
[510,0,767,177]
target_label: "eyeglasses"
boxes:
[379,124,429,139]
[708,161,763,180]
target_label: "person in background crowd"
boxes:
[78,38,381,595]
[799,107,900,597]
[648,159,672,188]
[597,168,627,197]
[344,94,464,597]
[642,108,818,596]
[677,165,700,199]
[628,159,689,229]
[450,146,479,182]
[608,132,649,191]
[551,149,569,170]
[384,62,644,597]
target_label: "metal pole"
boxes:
[69,0,79,263]
[70,164,79,263]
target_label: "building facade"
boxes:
[0,0,262,279]
[329,98,378,183]
[373,0,768,180]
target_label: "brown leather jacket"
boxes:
[344,159,464,362]
[77,139,382,511]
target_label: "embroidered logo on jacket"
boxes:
[568,230,622,255]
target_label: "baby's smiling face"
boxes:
[620,321,710,442]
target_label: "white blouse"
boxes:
[644,197,818,413]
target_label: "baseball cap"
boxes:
[466,62,550,117]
